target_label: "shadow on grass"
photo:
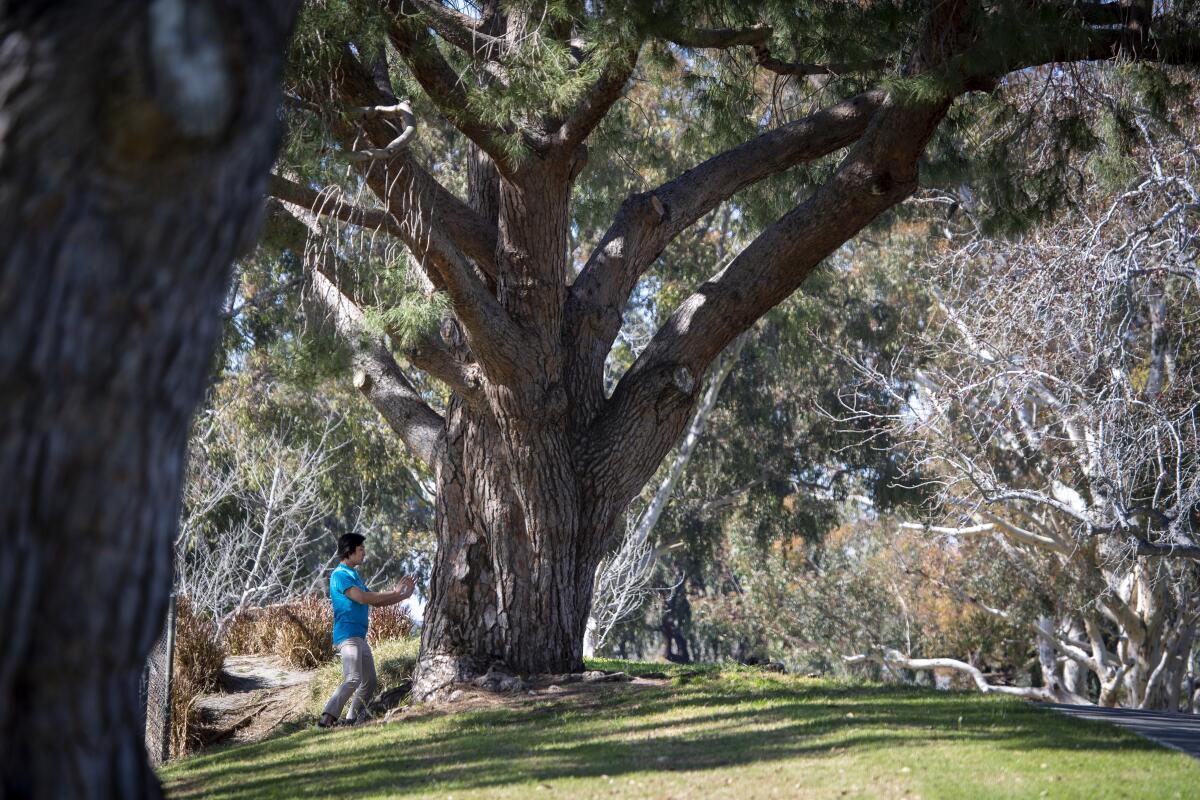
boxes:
[164,670,1176,800]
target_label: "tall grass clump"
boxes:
[171,596,226,757]
[222,597,332,668]
[368,603,415,645]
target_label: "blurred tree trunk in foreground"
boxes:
[0,1,298,796]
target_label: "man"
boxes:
[318,533,415,728]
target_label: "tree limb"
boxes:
[568,90,885,413]
[1129,537,1200,561]
[402,331,485,405]
[404,0,503,56]
[265,198,484,405]
[384,0,514,170]
[310,53,528,383]
[649,20,887,77]
[268,173,404,239]
[556,41,642,148]
[588,88,952,505]
[343,101,417,160]
[309,267,445,467]
[583,0,981,505]
[325,48,500,277]
[845,650,1063,701]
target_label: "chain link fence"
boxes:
[141,593,177,766]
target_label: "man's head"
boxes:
[337,533,366,567]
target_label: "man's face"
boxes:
[350,544,365,567]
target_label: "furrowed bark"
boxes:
[0,0,298,795]
[412,123,595,701]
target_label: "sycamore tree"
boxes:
[266,0,1200,698]
[842,96,1200,708]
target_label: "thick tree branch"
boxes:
[310,267,445,466]
[403,330,485,404]
[269,200,446,464]
[265,198,483,404]
[972,8,1200,80]
[268,173,404,239]
[384,0,514,170]
[845,650,1062,701]
[309,53,528,383]
[567,90,885,416]
[343,100,417,160]
[1129,537,1200,561]
[326,48,499,277]
[583,0,977,505]
[649,20,887,77]
[414,219,532,383]
[588,90,951,504]
[556,42,642,148]
[405,0,503,55]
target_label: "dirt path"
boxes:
[194,655,317,746]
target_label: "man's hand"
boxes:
[394,576,416,601]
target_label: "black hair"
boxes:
[337,533,366,560]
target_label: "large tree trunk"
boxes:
[411,150,604,697]
[412,406,597,696]
[0,2,296,796]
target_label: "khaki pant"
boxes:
[321,637,376,721]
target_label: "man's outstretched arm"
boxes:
[345,576,415,607]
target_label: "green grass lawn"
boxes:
[162,653,1200,800]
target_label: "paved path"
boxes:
[1043,703,1200,758]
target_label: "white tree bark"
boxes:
[840,104,1200,709]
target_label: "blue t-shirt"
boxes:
[330,564,369,644]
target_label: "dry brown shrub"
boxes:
[369,603,415,645]
[219,597,335,668]
[270,596,335,668]
[220,609,254,655]
[219,597,413,669]
[171,596,226,757]
[222,607,273,656]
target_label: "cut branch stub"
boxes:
[671,366,695,395]
[345,100,417,161]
